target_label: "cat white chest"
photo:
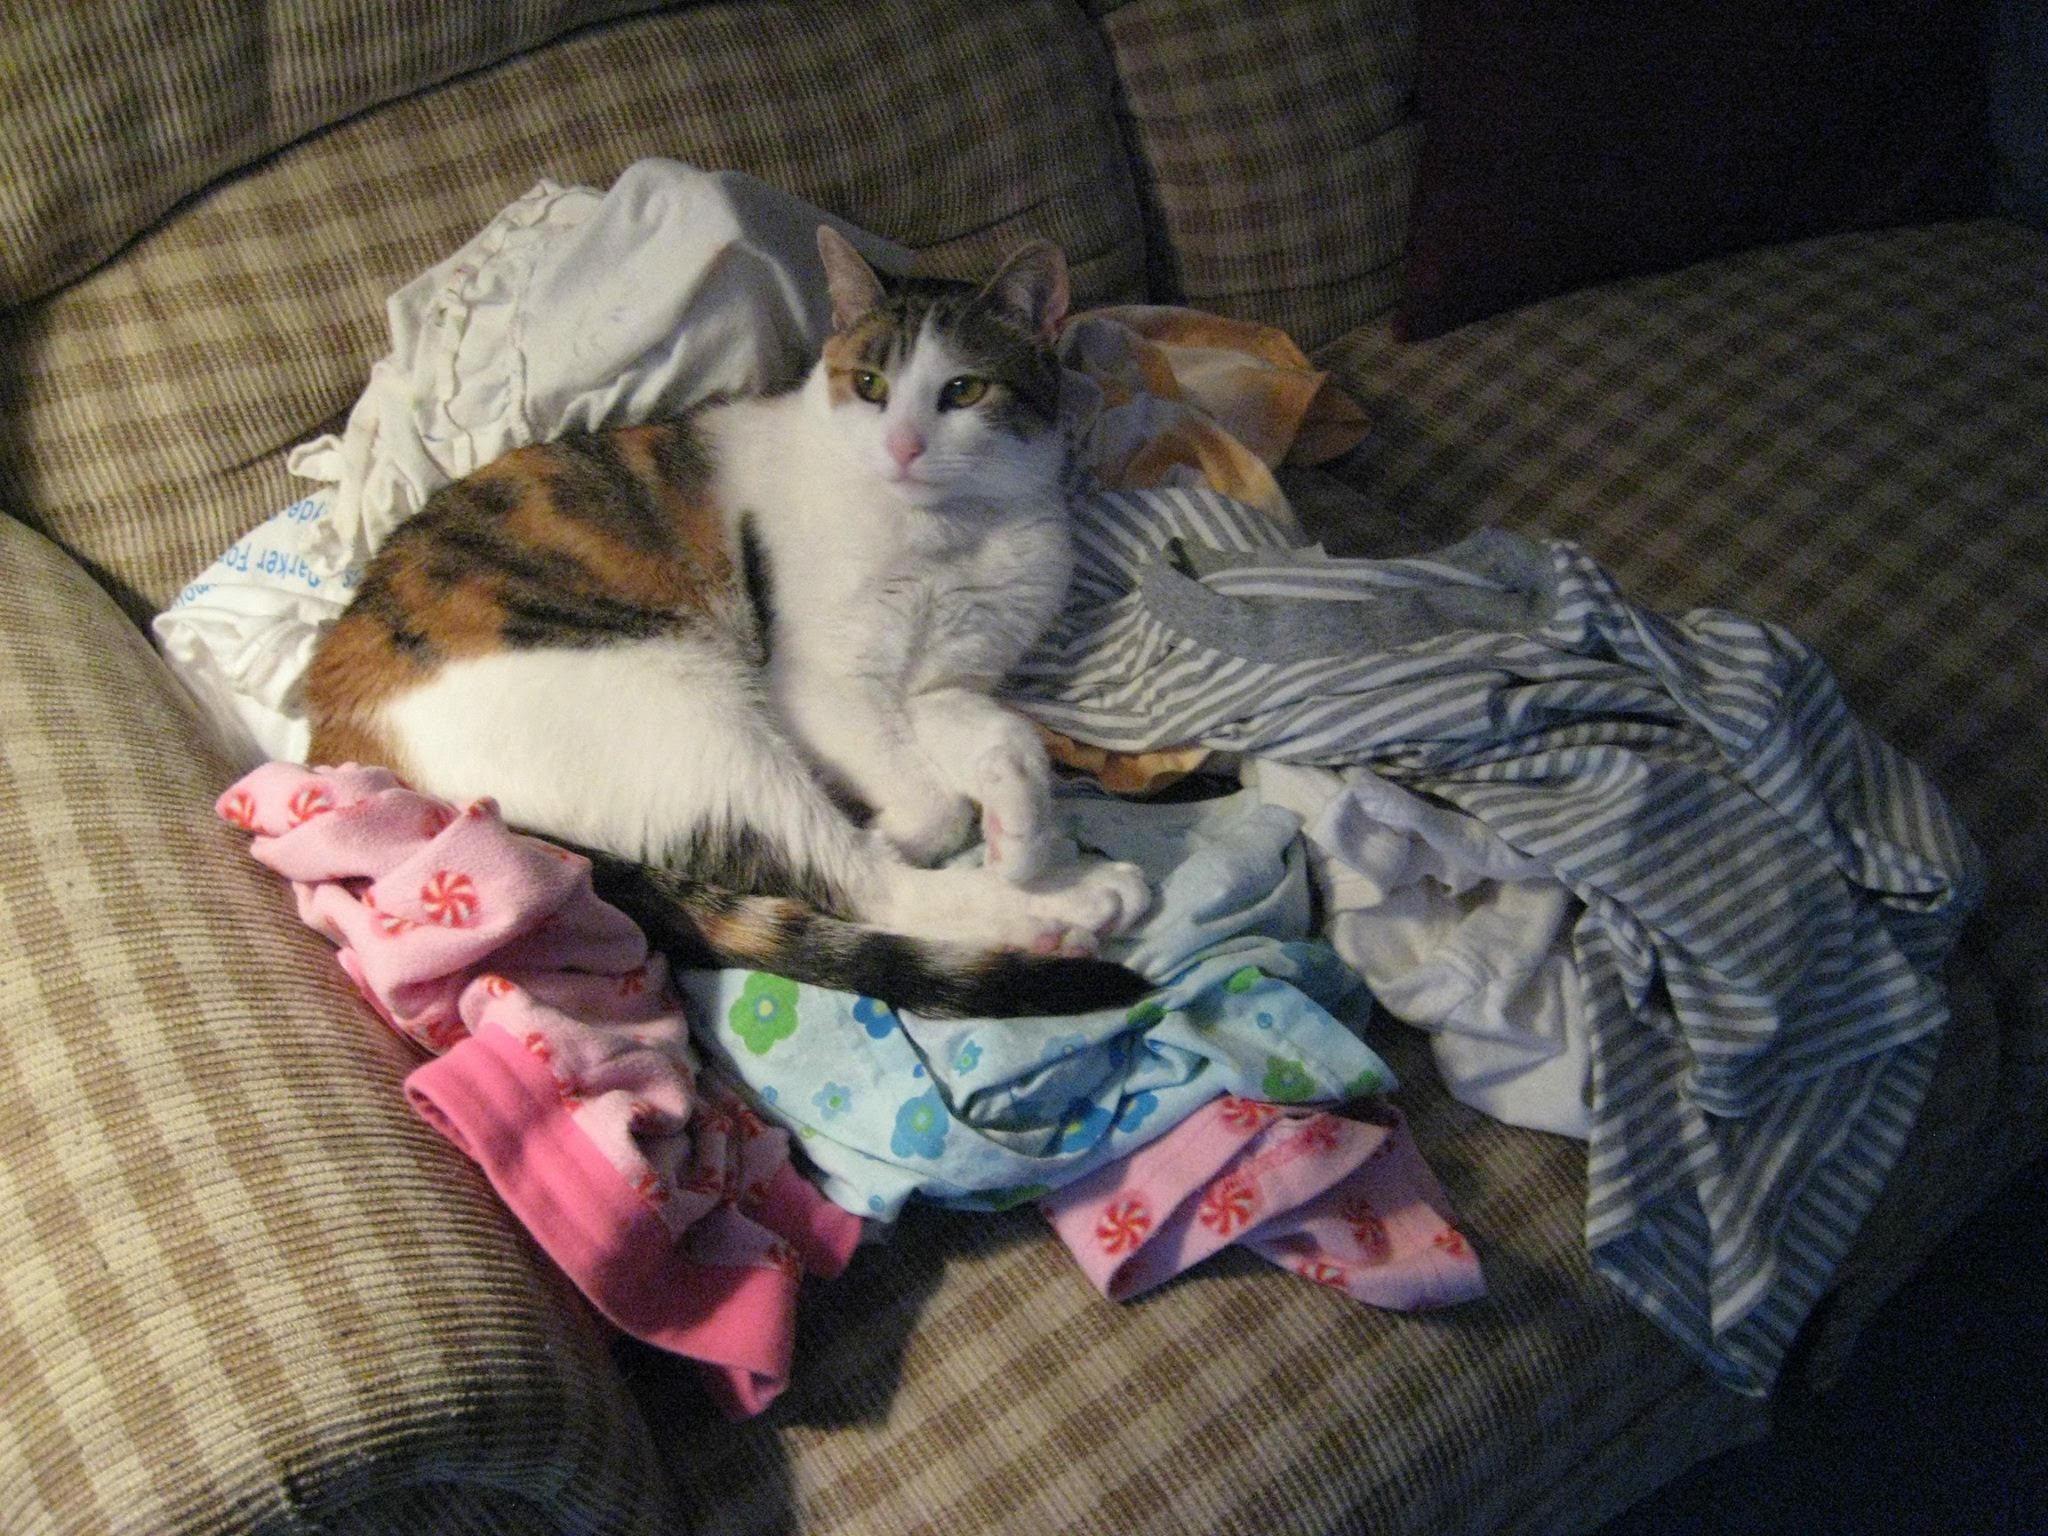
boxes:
[792,515,1066,690]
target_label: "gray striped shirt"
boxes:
[1008,486,1982,1394]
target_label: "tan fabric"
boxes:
[1038,730,1214,798]
[1066,303,1372,520]
[0,0,1146,627]
[0,513,680,1534]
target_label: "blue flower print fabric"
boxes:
[674,789,1397,1220]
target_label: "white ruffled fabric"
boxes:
[1249,761,1592,1139]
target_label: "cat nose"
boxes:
[885,426,925,470]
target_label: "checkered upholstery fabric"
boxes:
[0,513,683,1535]
[1097,0,1419,351]
[0,1,694,309]
[4,0,2043,1530]
[0,0,1144,628]
[1318,217,2048,1380]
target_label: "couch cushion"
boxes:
[1397,0,1991,340]
[0,1,692,308]
[635,1012,1768,1536]
[1320,217,2048,1141]
[0,513,681,1533]
[0,0,1146,628]
[1096,0,1420,351]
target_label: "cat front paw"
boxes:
[1022,857,1152,948]
[982,808,1074,885]
[873,791,977,867]
[974,739,1062,885]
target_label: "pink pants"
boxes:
[222,762,861,1416]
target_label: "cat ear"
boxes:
[817,225,886,331]
[981,241,1070,343]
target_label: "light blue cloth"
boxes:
[676,790,1395,1220]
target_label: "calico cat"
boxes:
[305,226,1152,1018]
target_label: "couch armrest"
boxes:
[0,514,680,1533]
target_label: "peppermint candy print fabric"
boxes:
[1044,1097,1484,1311]
[218,762,861,1417]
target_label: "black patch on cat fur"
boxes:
[738,511,774,664]
[671,817,843,914]
[497,589,678,649]
[352,584,438,665]
[426,515,582,591]
[407,487,680,649]
[457,477,524,519]
[652,418,718,491]
[581,850,1153,1020]
[542,431,685,556]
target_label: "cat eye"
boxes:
[939,375,990,410]
[851,369,889,405]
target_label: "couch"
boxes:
[3,2,2042,1532]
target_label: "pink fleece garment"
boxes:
[220,762,861,1416]
[1043,1095,1484,1310]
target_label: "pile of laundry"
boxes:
[221,760,1483,1414]
[178,159,1978,1410]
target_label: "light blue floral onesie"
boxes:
[675,789,1397,1220]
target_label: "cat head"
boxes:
[812,225,1069,510]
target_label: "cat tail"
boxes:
[586,858,1154,1021]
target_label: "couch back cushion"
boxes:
[1098,0,1420,351]
[0,0,1145,624]
[0,1,699,312]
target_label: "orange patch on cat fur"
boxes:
[306,711,410,779]
[302,611,416,772]
[821,324,892,408]
[612,425,734,593]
